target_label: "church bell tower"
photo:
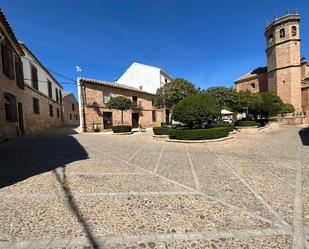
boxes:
[265,10,302,111]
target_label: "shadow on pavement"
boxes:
[0,126,88,188]
[53,167,99,249]
[299,126,309,146]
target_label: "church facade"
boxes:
[235,11,309,114]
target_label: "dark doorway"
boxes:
[132,113,139,128]
[18,102,24,135]
[165,109,170,124]
[103,112,113,129]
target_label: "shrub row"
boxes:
[209,124,235,132]
[112,125,132,133]
[153,127,170,135]
[169,127,230,140]
[235,120,260,127]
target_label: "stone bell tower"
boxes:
[265,10,302,111]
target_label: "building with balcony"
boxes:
[77,77,165,132]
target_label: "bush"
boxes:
[209,124,235,132]
[235,120,260,127]
[153,127,170,135]
[112,125,132,133]
[169,127,230,140]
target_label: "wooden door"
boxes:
[132,113,139,128]
[103,112,113,129]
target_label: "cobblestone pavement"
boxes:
[0,125,309,248]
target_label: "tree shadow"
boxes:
[299,126,309,146]
[53,167,99,248]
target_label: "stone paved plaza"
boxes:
[0,125,309,248]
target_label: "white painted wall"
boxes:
[21,50,61,102]
[117,62,173,94]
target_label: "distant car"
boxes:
[222,119,233,124]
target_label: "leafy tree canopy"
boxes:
[255,92,283,118]
[154,78,198,110]
[206,86,238,112]
[107,96,132,111]
[282,103,295,114]
[233,90,263,116]
[172,93,220,128]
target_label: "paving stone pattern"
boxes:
[0,125,308,248]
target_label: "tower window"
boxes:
[292,26,297,36]
[251,83,256,90]
[268,34,273,45]
[280,28,285,38]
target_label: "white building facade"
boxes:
[117,62,173,94]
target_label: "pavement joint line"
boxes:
[234,152,295,189]
[209,147,290,227]
[128,142,148,162]
[185,144,201,191]
[292,144,305,249]
[66,172,149,176]
[1,228,293,248]
[153,143,165,173]
[81,142,279,226]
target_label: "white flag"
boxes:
[76,66,82,72]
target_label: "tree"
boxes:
[255,92,283,118]
[234,90,263,119]
[281,103,295,116]
[154,78,198,110]
[107,96,132,125]
[172,93,220,128]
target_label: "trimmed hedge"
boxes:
[235,120,261,127]
[210,124,235,132]
[112,125,132,133]
[169,127,230,140]
[153,127,170,135]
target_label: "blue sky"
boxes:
[2,0,309,97]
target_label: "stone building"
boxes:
[235,11,309,114]
[62,92,79,126]
[117,62,173,94]
[77,77,164,132]
[0,10,63,142]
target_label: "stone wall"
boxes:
[278,116,309,125]
[235,74,268,92]
[82,83,164,132]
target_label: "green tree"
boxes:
[107,96,132,125]
[281,103,295,116]
[154,78,198,110]
[172,93,220,128]
[255,92,283,118]
[234,90,263,119]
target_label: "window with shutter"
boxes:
[33,97,40,114]
[1,44,15,80]
[31,65,38,90]
[4,93,17,122]
[14,55,24,89]
[57,108,60,118]
[49,104,53,117]
[59,89,62,104]
[47,80,52,98]
[72,103,75,111]
[55,88,59,102]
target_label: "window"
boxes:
[268,34,273,45]
[76,114,78,120]
[292,26,297,36]
[103,92,110,105]
[70,113,72,120]
[1,43,14,80]
[49,104,53,117]
[31,65,38,90]
[57,108,60,118]
[47,80,52,98]
[55,88,59,102]
[280,28,285,38]
[132,96,138,108]
[4,93,17,121]
[165,78,168,83]
[33,97,40,114]
[251,83,256,89]
[72,103,75,111]
[152,110,156,122]
[14,55,24,89]
[59,89,62,104]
